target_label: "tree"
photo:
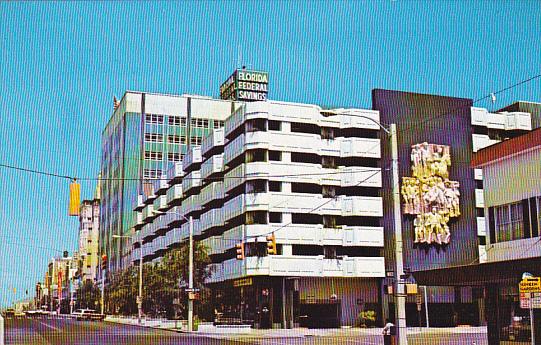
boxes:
[105,241,212,319]
[76,280,101,310]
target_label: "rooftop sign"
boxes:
[220,69,269,102]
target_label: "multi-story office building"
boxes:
[124,73,539,329]
[99,91,233,273]
[134,100,387,327]
[78,199,100,282]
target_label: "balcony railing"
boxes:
[202,128,225,157]
[206,255,385,283]
[200,154,224,180]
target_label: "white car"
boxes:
[72,309,104,321]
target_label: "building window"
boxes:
[143,168,162,179]
[213,120,224,129]
[190,135,202,145]
[144,151,163,161]
[191,118,209,128]
[167,152,184,162]
[494,202,523,242]
[144,133,163,142]
[168,116,186,126]
[168,135,185,144]
[145,114,164,124]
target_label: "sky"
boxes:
[0,1,540,307]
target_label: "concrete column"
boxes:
[485,284,500,345]
[281,122,291,132]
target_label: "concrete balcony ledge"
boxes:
[202,128,225,156]
[207,255,385,283]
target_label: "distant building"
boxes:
[78,199,100,282]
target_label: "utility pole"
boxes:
[390,123,407,345]
[138,235,143,324]
[188,215,194,332]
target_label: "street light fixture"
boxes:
[112,232,143,324]
[152,210,195,332]
[321,110,407,345]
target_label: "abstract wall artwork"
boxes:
[401,142,460,245]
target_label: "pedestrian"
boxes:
[382,318,395,345]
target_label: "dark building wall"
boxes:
[372,89,479,273]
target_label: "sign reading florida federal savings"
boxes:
[220,69,269,102]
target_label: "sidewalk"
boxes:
[105,316,487,339]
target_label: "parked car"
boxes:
[72,309,105,321]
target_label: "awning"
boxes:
[412,257,541,286]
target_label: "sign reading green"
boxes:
[220,69,269,102]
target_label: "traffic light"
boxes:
[68,180,81,216]
[101,254,108,271]
[236,242,244,260]
[267,233,276,255]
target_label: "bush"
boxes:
[357,310,376,328]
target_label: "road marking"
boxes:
[37,320,60,331]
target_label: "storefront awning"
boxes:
[412,257,541,286]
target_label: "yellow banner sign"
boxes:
[233,277,253,287]
[519,277,541,293]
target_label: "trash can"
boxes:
[384,325,396,345]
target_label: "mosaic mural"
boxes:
[401,142,460,245]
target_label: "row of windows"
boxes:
[146,114,223,129]
[144,151,163,161]
[168,117,187,126]
[145,114,164,124]
[168,152,185,162]
[145,133,164,142]
[143,168,163,179]
[144,151,185,162]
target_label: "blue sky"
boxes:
[0,1,540,307]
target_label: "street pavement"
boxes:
[4,316,249,345]
[4,316,490,345]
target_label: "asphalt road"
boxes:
[4,317,490,345]
[4,316,251,345]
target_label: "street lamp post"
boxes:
[153,210,194,332]
[321,111,407,345]
[113,232,143,324]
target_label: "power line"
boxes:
[0,163,72,181]
[398,73,541,134]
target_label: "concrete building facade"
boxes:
[78,199,100,282]
[99,91,233,273]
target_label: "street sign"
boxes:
[416,294,422,305]
[520,292,541,309]
[233,277,253,287]
[385,271,395,278]
[519,277,541,293]
[184,288,200,293]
